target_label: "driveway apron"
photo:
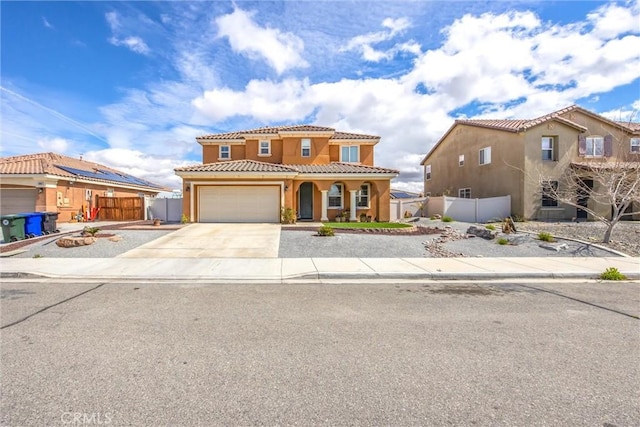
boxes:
[117,223,281,258]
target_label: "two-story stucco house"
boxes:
[420,105,640,220]
[175,125,398,223]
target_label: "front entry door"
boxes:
[299,182,313,220]
[577,179,593,219]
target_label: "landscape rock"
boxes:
[108,235,122,242]
[56,237,97,248]
[538,242,568,252]
[466,225,498,240]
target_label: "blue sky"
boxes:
[1,0,639,191]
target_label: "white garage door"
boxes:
[0,189,37,215]
[199,186,280,223]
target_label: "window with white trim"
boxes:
[259,140,271,156]
[356,184,370,208]
[219,145,230,160]
[479,147,491,165]
[458,188,471,198]
[458,154,464,167]
[425,164,432,180]
[586,136,604,157]
[301,138,311,157]
[541,136,556,161]
[542,181,558,207]
[631,138,640,153]
[341,146,359,163]
[328,184,343,208]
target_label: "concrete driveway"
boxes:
[117,223,281,258]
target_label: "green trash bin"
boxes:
[1,214,26,243]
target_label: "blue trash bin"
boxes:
[19,212,45,238]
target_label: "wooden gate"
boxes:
[96,196,144,221]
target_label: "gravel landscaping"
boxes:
[278,219,628,258]
[1,219,636,259]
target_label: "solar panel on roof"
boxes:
[56,165,162,189]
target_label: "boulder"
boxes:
[56,237,97,248]
[466,225,498,240]
[108,235,122,242]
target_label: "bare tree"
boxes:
[537,140,639,243]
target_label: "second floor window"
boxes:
[631,138,640,153]
[341,146,359,162]
[425,164,432,180]
[542,137,555,161]
[479,147,491,165]
[301,139,311,157]
[459,154,464,167]
[219,145,230,159]
[586,136,604,157]
[259,141,271,156]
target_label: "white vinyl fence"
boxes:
[425,195,511,223]
[147,197,183,222]
[390,198,427,221]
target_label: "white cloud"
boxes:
[341,17,418,62]
[105,11,151,55]
[587,0,640,39]
[42,17,54,30]
[108,36,150,55]
[215,7,308,74]
[38,137,69,153]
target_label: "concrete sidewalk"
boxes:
[1,256,638,282]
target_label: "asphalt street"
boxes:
[1,280,639,426]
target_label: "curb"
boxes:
[3,271,638,282]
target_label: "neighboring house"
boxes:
[0,152,166,221]
[174,125,399,223]
[421,105,640,220]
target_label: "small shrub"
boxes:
[485,224,496,231]
[281,208,297,224]
[497,237,509,245]
[181,214,189,224]
[599,267,627,281]
[33,253,43,258]
[537,232,555,242]
[442,216,454,223]
[317,225,335,237]
[511,214,526,222]
[82,226,100,237]
[429,215,437,220]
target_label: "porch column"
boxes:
[320,190,328,221]
[349,190,358,222]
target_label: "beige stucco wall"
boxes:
[425,110,638,221]
[423,124,525,216]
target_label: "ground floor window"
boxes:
[542,181,558,207]
[356,184,370,208]
[458,188,471,198]
[328,183,343,208]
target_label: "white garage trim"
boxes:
[196,182,283,223]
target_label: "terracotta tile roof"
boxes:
[175,160,398,175]
[616,121,640,133]
[175,159,299,173]
[288,163,398,174]
[332,131,379,140]
[0,152,166,190]
[456,105,588,132]
[197,125,379,141]
[571,161,640,170]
